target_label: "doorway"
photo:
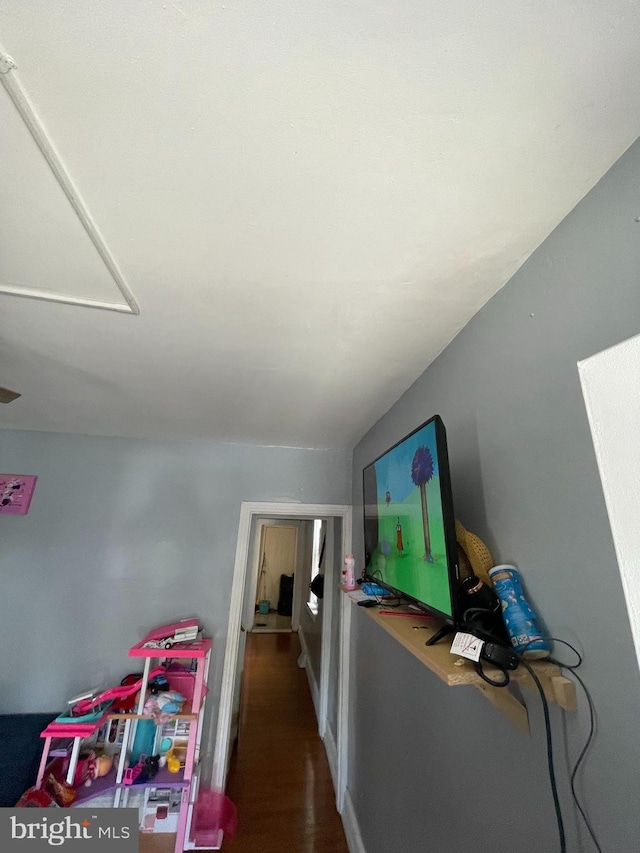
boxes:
[252,522,298,633]
[212,501,352,810]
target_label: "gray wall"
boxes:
[350,136,640,852]
[0,427,351,777]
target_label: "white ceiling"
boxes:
[1,1,639,450]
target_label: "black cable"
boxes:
[517,655,566,853]
[543,639,602,853]
[519,637,602,853]
[454,621,566,852]
[454,625,599,853]
[460,607,512,686]
[545,637,582,669]
[565,667,601,853]
[461,606,500,623]
[473,660,510,687]
[375,595,402,607]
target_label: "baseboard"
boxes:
[323,724,339,796]
[340,789,366,853]
[298,628,321,721]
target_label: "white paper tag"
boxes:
[450,632,485,662]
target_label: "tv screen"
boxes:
[363,415,459,625]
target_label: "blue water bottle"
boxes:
[488,565,550,659]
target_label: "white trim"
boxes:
[323,724,339,797]
[290,522,305,632]
[307,517,323,616]
[212,501,351,794]
[337,590,353,812]
[212,501,255,790]
[317,517,335,738]
[340,789,367,853]
[0,46,139,315]
[298,627,320,720]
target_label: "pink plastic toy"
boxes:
[71,667,165,716]
[141,618,200,650]
[123,757,146,785]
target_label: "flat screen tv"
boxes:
[363,414,460,642]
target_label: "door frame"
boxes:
[248,520,301,632]
[212,501,352,803]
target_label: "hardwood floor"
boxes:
[223,632,348,852]
[140,631,348,853]
[251,611,293,633]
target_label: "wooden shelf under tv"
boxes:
[350,596,577,735]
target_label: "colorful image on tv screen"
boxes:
[364,419,453,617]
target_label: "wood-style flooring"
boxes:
[251,611,293,633]
[223,631,348,852]
[140,631,347,853]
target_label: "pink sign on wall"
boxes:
[0,474,38,515]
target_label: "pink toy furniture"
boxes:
[128,635,212,851]
[35,624,213,852]
[122,757,145,785]
[70,667,165,716]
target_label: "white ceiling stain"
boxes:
[1,0,639,449]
